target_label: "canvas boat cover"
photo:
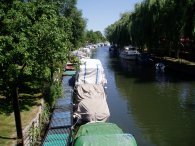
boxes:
[74,84,109,122]
[79,47,91,55]
[75,84,106,103]
[72,50,90,59]
[75,59,107,86]
[75,98,110,122]
[74,84,110,122]
[75,122,123,139]
[74,134,137,146]
[74,122,137,146]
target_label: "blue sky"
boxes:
[77,0,143,34]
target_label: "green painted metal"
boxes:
[43,133,69,146]
[75,122,123,139]
[63,71,76,76]
[74,122,137,146]
[74,134,137,146]
[43,140,66,146]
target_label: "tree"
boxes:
[63,0,86,49]
[0,0,75,145]
[105,0,195,59]
[105,12,132,48]
[84,30,106,44]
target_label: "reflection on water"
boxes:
[120,58,138,73]
[179,83,195,111]
[92,47,195,146]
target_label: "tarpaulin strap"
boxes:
[96,64,99,84]
[84,62,86,83]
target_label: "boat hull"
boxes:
[119,53,139,60]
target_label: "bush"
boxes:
[48,82,62,107]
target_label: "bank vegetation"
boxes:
[0,0,105,145]
[105,0,195,61]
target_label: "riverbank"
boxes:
[0,95,43,146]
[112,47,195,77]
[153,56,195,76]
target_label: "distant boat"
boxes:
[119,45,140,60]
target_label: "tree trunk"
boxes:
[176,49,180,59]
[50,67,54,83]
[12,85,24,146]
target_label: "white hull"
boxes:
[119,52,139,60]
[119,46,140,60]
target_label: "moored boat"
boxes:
[75,58,107,86]
[65,63,75,71]
[41,71,76,146]
[73,58,109,124]
[41,49,138,146]
[73,122,137,146]
[63,63,76,76]
[119,45,140,60]
[73,84,110,123]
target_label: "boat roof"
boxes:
[80,58,102,65]
[74,122,137,146]
[124,45,136,50]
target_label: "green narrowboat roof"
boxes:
[63,71,76,76]
[75,122,123,139]
[74,122,137,146]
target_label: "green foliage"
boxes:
[105,0,195,58]
[0,0,86,100]
[85,30,106,44]
[0,0,86,144]
[41,103,50,125]
[105,12,132,47]
[48,82,62,107]
[63,0,86,49]
[28,126,41,146]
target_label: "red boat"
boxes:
[65,63,75,71]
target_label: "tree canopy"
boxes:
[105,0,195,59]
[84,30,106,44]
[0,0,87,98]
[0,0,86,144]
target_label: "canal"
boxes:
[92,46,195,146]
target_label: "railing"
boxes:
[21,99,47,146]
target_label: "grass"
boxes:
[0,93,43,146]
[164,56,195,65]
[0,112,16,146]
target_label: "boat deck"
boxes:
[41,72,75,146]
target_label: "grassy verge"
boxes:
[0,94,42,146]
[164,56,195,66]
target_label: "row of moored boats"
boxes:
[41,44,137,146]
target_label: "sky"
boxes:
[77,0,143,34]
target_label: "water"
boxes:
[92,47,195,146]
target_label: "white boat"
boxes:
[119,45,140,60]
[75,59,107,86]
